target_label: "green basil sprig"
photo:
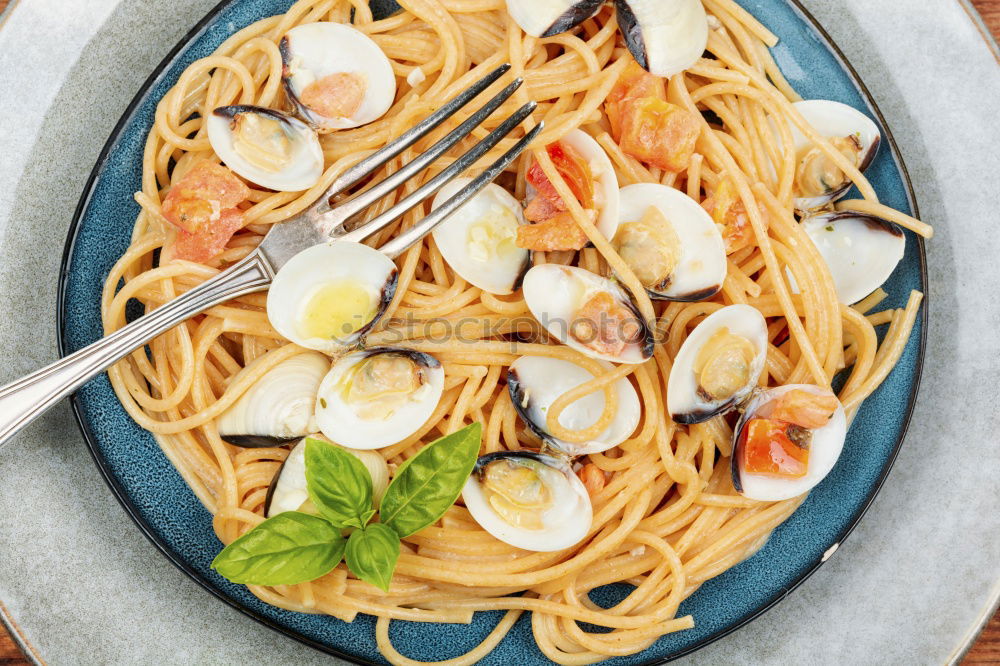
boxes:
[381,422,482,538]
[210,512,345,586]
[305,438,375,529]
[345,523,401,592]
[211,423,482,591]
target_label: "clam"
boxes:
[280,22,397,132]
[614,0,709,77]
[731,384,846,501]
[462,451,592,551]
[558,129,621,243]
[798,211,905,305]
[503,0,604,37]
[667,304,768,424]
[314,348,444,450]
[216,352,330,447]
[430,178,530,295]
[266,241,397,355]
[614,183,726,301]
[507,356,640,456]
[264,438,391,517]
[207,105,323,192]
[790,100,881,212]
[519,130,621,251]
[522,264,654,364]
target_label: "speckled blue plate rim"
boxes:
[53,0,928,664]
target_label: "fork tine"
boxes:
[377,121,544,259]
[338,101,538,248]
[318,76,524,235]
[308,63,511,215]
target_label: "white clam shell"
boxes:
[281,22,396,131]
[266,241,397,354]
[431,178,529,295]
[790,99,881,212]
[732,384,847,501]
[799,211,906,305]
[666,304,768,424]
[265,438,392,517]
[559,129,620,242]
[616,183,726,301]
[216,352,330,446]
[508,355,640,455]
[504,0,603,37]
[522,264,653,364]
[314,348,444,450]
[617,0,708,78]
[462,453,593,551]
[206,106,323,192]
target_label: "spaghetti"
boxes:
[100,0,929,663]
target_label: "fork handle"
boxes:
[0,251,274,447]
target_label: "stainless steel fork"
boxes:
[0,63,542,446]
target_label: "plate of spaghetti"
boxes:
[57,0,930,663]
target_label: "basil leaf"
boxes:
[211,512,345,586]
[381,422,482,538]
[345,523,400,592]
[305,437,373,528]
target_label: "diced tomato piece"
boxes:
[767,389,839,429]
[516,209,593,252]
[299,71,366,120]
[161,161,250,233]
[606,58,666,141]
[578,463,606,495]
[172,207,245,263]
[523,194,561,223]
[618,97,699,173]
[525,141,595,211]
[701,178,767,254]
[570,292,643,357]
[741,418,810,478]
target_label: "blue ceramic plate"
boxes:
[57,1,928,663]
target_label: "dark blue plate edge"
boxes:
[51,1,928,664]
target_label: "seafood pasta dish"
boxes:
[100,0,932,663]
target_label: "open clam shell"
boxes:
[615,0,708,77]
[667,304,768,425]
[207,105,323,192]
[790,100,881,212]
[314,348,444,450]
[615,183,726,302]
[731,384,847,501]
[507,355,640,456]
[504,0,604,38]
[798,210,905,305]
[522,264,654,364]
[462,451,593,551]
[266,241,397,355]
